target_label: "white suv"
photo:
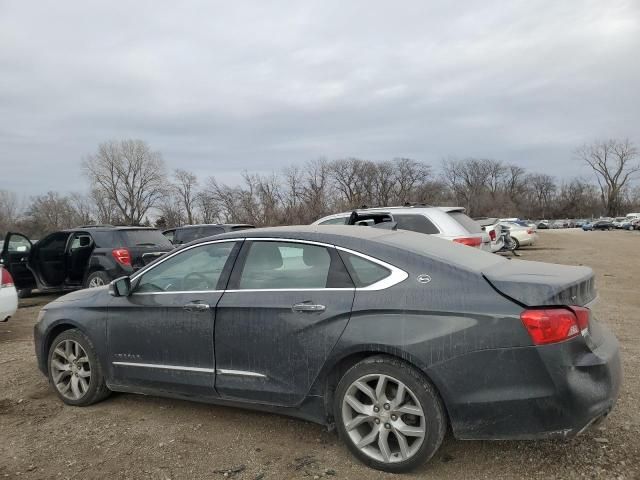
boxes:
[313,206,491,251]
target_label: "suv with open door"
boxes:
[0,226,172,297]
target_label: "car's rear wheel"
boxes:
[85,270,110,288]
[334,356,446,473]
[512,237,521,249]
[48,329,110,406]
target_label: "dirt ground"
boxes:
[1,229,639,480]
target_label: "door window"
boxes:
[238,241,331,289]
[319,217,347,225]
[135,241,236,293]
[7,234,31,253]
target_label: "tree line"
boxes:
[1,138,639,239]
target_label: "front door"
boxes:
[215,240,355,406]
[107,240,241,397]
[1,232,36,290]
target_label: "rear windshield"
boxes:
[393,214,440,234]
[175,226,224,244]
[117,229,172,247]
[447,211,483,234]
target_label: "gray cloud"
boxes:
[1,0,639,196]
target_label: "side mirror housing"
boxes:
[109,276,132,297]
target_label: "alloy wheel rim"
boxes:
[342,374,426,463]
[88,277,104,287]
[51,339,91,400]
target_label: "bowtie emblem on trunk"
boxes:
[417,274,432,284]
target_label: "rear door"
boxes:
[214,239,355,406]
[0,232,36,290]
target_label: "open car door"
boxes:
[1,232,37,292]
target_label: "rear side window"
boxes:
[340,252,390,288]
[393,214,440,234]
[118,229,173,247]
[319,217,347,225]
[89,231,116,247]
[447,211,483,234]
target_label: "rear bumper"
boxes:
[429,324,622,440]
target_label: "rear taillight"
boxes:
[520,307,590,345]
[0,267,14,288]
[453,237,483,248]
[489,229,497,241]
[527,229,534,235]
[112,248,132,267]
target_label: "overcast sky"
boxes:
[1,0,639,197]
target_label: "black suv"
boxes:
[1,226,173,296]
[163,223,254,245]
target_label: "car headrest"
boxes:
[303,246,329,267]
[249,243,283,269]
[79,236,91,247]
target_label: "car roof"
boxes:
[176,223,254,229]
[210,225,504,272]
[63,226,159,232]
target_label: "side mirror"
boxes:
[109,276,132,297]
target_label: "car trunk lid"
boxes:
[482,259,596,307]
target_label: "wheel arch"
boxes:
[42,320,86,368]
[318,347,451,429]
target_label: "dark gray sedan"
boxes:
[33,226,621,472]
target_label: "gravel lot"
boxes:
[1,229,639,480]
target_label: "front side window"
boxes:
[136,241,236,293]
[7,233,32,253]
[238,241,331,289]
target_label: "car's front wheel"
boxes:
[334,356,446,473]
[48,329,110,406]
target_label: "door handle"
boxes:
[183,302,210,312]
[292,302,326,313]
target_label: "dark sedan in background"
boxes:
[33,226,621,472]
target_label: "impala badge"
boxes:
[417,274,432,284]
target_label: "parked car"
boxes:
[1,226,173,296]
[313,206,491,251]
[474,218,503,253]
[537,221,549,230]
[612,217,628,229]
[0,266,18,321]
[499,222,536,249]
[163,223,255,245]
[34,226,621,472]
[582,220,614,231]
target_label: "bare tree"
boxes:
[527,173,556,219]
[576,139,640,216]
[173,169,198,224]
[83,139,167,225]
[0,190,21,234]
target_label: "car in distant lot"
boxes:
[0,266,18,321]
[582,220,614,231]
[33,225,621,473]
[313,205,491,251]
[1,226,173,296]
[474,218,503,252]
[499,222,536,248]
[163,223,255,245]
[537,220,549,230]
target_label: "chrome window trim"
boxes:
[112,361,214,373]
[130,236,408,293]
[216,368,266,378]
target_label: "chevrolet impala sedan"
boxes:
[33,226,621,472]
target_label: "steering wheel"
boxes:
[183,272,211,291]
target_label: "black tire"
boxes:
[512,237,521,250]
[47,329,111,406]
[334,355,446,473]
[85,270,110,289]
[17,288,32,298]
